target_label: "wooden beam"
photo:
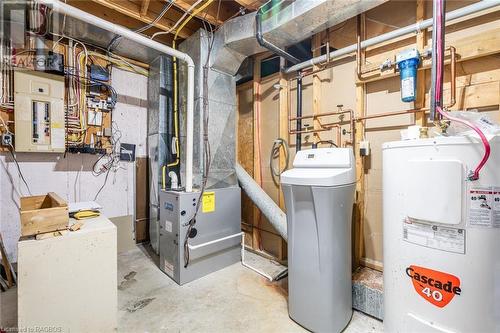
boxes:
[66,1,174,45]
[140,0,151,17]
[234,0,261,11]
[84,0,194,39]
[170,0,228,26]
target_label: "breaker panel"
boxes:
[14,70,65,153]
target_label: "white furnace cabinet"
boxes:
[18,216,117,333]
[383,136,500,333]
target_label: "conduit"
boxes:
[285,0,500,74]
[40,0,196,192]
[235,163,287,241]
[431,0,490,181]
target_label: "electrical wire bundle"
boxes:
[92,121,122,200]
[0,41,14,110]
[432,0,490,181]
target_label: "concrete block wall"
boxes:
[0,68,147,261]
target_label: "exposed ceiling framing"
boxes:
[66,0,265,45]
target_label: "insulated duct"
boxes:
[235,163,287,241]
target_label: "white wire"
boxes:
[150,0,204,40]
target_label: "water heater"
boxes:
[383,135,500,332]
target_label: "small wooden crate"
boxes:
[20,192,69,237]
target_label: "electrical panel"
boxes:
[14,70,65,153]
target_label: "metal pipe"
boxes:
[356,15,363,81]
[255,4,300,65]
[235,163,287,241]
[289,109,355,146]
[40,0,196,192]
[188,232,243,250]
[296,73,303,151]
[356,108,428,121]
[447,46,456,108]
[285,0,500,74]
[241,233,275,281]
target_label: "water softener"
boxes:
[396,48,420,102]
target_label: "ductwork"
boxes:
[235,163,287,241]
[211,0,387,75]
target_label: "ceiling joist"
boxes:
[88,0,194,38]
[234,0,261,11]
[140,0,151,16]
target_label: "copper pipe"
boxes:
[356,108,429,121]
[356,15,363,81]
[289,109,355,146]
[316,119,342,146]
[289,127,331,135]
[289,109,354,122]
[446,46,456,108]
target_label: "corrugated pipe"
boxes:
[39,0,196,192]
[285,0,500,74]
[235,163,287,241]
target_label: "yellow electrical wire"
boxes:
[163,0,215,189]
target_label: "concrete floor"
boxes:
[1,245,383,332]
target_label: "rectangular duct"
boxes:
[148,55,174,254]
[179,30,238,189]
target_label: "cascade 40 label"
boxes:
[406,265,461,308]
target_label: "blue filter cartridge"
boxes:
[396,49,420,102]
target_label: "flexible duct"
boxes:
[235,163,287,241]
[39,0,196,192]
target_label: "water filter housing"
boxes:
[396,48,420,102]
[382,136,500,332]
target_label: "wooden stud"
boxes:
[252,55,262,251]
[0,234,13,288]
[312,32,326,144]
[354,14,366,270]
[278,57,288,260]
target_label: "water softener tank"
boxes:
[396,48,420,102]
[383,135,500,332]
[281,148,356,333]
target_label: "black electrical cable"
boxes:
[313,140,338,148]
[94,167,111,201]
[8,145,32,196]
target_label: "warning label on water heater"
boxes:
[403,218,465,254]
[469,187,500,228]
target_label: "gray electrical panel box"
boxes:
[159,187,242,285]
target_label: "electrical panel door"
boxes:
[14,70,65,152]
